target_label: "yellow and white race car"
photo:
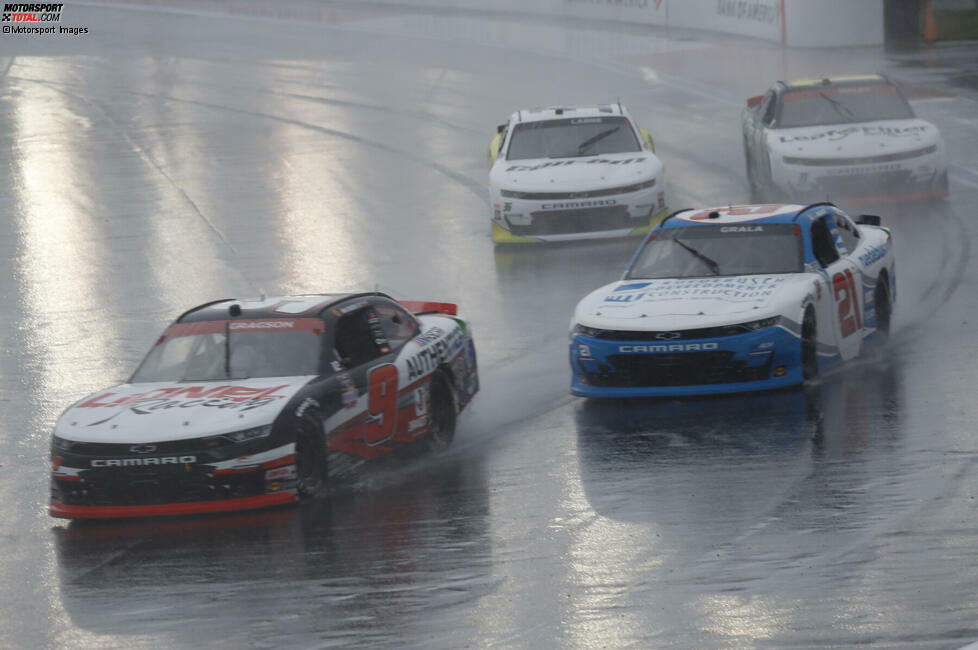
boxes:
[488,104,668,244]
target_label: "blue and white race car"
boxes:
[569,203,895,397]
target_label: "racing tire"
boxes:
[295,412,328,500]
[874,277,892,344]
[427,371,457,453]
[801,308,819,382]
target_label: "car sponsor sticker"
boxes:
[779,125,928,143]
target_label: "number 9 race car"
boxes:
[49,293,479,519]
[488,103,668,243]
[570,203,895,397]
[742,74,948,203]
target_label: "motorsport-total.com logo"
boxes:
[2,3,88,35]
[2,3,63,21]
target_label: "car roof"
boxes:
[660,203,839,228]
[781,74,888,90]
[510,104,626,124]
[178,293,383,322]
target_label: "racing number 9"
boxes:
[366,364,398,445]
[832,269,863,338]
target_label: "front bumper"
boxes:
[50,493,296,519]
[777,157,949,203]
[570,325,803,398]
[50,441,298,519]
[491,187,667,243]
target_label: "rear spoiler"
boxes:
[398,300,458,316]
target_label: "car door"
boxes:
[370,298,432,440]
[333,304,400,448]
[810,214,864,360]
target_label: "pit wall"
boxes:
[380,0,884,46]
[79,0,885,47]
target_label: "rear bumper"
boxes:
[50,492,296,519]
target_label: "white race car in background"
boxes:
[742,74,948,204]
[488,104,668,244]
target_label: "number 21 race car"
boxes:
[50,294,479,519]
[570,203,895,397]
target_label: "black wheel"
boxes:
[295,412,328,499]
[875,277,891,344]
[427,371,457,452]
[801,308,818,382]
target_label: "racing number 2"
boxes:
[366,364,398,445]
[833,269,862,338]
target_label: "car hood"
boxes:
[54,376,317,443]
[490,151,662,192]
[574,275,814,331]
[769,118,940,158]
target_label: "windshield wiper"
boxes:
[576,127,620,154]
[819,92,855,123]
[673,237,720,275]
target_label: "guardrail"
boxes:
[80,0,885,47]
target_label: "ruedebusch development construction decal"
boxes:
[606,277,787,304]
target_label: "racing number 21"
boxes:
[832,269,862,338]
[366,364,398,445]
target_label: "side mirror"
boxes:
[856,214,881,226]
[747,95,763,109]
[496,123,506,134]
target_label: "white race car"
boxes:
[488,104,668,243]
[742,75,948,204]
[570,203,895,397]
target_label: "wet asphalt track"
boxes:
[2,3,978,647]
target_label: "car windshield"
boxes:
[626,224,804,279]
[778,83,915,128]
[506,116,641,160]
[130,319,324,383]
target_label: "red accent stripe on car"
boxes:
[213,465,261,476]
[398,301,457,316]
[49,492,297,519]
[53,474,81,482]
[262,454,296,470]
[843,188,949,205]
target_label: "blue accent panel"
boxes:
[570,325,806,398]
[615,282,652,292]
